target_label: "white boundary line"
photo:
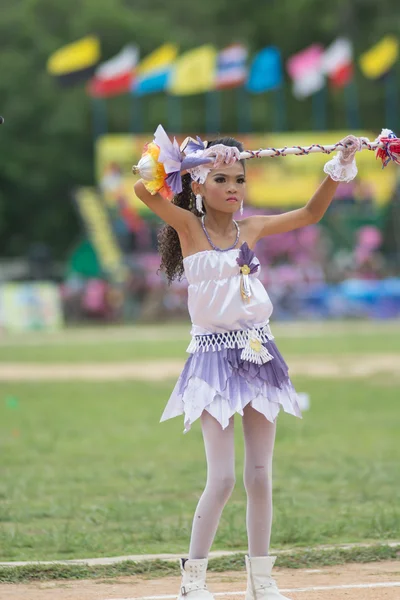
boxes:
[104,581,400,600]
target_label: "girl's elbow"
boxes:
[134,179,144,196]
[134,180,148,202]
[305,208,320,225]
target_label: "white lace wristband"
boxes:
[323,154,358,182]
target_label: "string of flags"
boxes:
[46,35,399,99]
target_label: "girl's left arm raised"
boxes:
[248,175,340,241]
[246,134,361,242]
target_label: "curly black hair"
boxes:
[157,137,245,284]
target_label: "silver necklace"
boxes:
[201,215,240,251]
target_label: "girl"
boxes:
[134,130,361,600]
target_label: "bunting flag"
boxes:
[359,35,399,79]
[287,44,325,98]
[246,46,282,93]
[322,38,353,88]
[87,45,138,97]
[133,43,178,96]
[47,36,101,86]
[215,44,248,89]
[168,45,217,95]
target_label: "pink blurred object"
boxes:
[275,264,302,285]
[286,44,325,98]
[357,226,382,250]
[297,225,320,247]
[82,279,108,314]
[287,44,324,79]
[355,246,372,264]
[136,253,165,288]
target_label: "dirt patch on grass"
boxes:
[0,354,399,381]
[1,560,400,600]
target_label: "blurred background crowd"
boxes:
[1,0,400,332]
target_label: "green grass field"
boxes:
[0,321,399,563]
[1,320,400,362]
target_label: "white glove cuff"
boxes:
[323,153,358,183]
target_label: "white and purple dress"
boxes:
[160,242,302,434]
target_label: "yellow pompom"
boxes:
[133,142,168,196]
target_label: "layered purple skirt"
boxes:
[160,337,302,434]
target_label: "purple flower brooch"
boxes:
[236,242,259,302]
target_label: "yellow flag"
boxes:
[47,36,101,76]
[359,35,399,79]
[137,43,178,75]
[169,45,217,95]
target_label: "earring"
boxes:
[240,200,244,216]
[196,194,204,214]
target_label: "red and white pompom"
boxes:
[375,128,400,168]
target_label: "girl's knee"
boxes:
[243,466,272,495]
[222,474,236,493]
[219,473,236,495]
[208,474,236,501]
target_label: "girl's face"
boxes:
[197,162,246,213]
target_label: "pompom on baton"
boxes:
[132,125,212,200]
[374,128,400,167]
[132,126,400,200]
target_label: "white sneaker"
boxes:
[245,555,291,600]
[177,557,215,600]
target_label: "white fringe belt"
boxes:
[186,323,275,365]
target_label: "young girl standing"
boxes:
[134,128,361,600]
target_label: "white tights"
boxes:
[188,403,276,559]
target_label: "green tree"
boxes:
[0,0,398,257]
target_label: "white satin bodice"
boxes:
[183,247,273,336]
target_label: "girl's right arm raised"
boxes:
[134,180,197,234]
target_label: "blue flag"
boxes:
[246,47,282,93]
[134,70,171,96]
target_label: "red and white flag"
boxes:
[215,43,248,89]
[88,45,139,97]
[322,38,353,88]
